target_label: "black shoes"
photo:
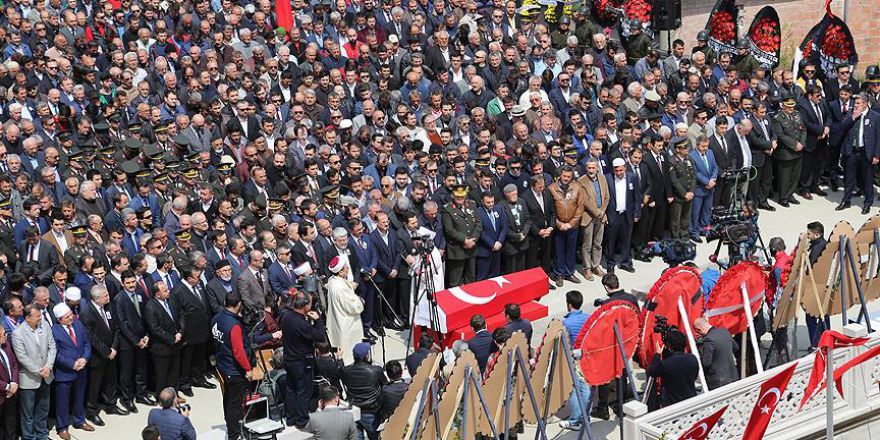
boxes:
[862,206,871,215]
[788,197,800,205]
[105,405,129,416]
[180,388,194,397]
[565,275,581,284]
[814,189,828,197]
[87,415,105,427]
[758,203,776,211]
[194,381,217,389]
[122,401,138,414]
[590,408,610,420]
[619,264,635,273]
[136,395,156,406]
[836,202,851,211]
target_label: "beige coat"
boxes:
[326,275,364,365]
[577,175,610,227]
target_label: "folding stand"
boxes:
[837,236,873,332]
[408,377,442,440]
[461,365,500,440]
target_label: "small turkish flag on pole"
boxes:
[677,405,728,440]
[742,363,797,440]
[799,330,870,410]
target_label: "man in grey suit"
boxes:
[12,304,57,440]
[694,318,739,390]
[303,386,358,440]
[236,250,272,317]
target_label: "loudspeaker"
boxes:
[653,0,682,30]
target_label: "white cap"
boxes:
[64,286,82,302]
[293,262,312,276]
[339,119,353,129]
[328,255,348,274]
[220,155,236,165]
[53,303,72,319]
[611,158,626,167]
[388,34,399,44]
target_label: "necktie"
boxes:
[68,325,77,346]
[100,306,108,327]
[162,300,173,319]
[815,103,823,124]
[139,278,149,297]
[720,136,727,154]
[238,256,245,271]
[256,271,264,289]
[193,284,202,301]
[130,292,140,315]
[488,209,496,230]
[29,244,37,262]
[131,232,140,252]
[702,153,709,169]
[842,101,848,114]
[165,274,173,289]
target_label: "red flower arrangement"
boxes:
[751,17,780,53]
[709,10,736,44]
[624,0,652,23]
[802,38,814,58]
[822,24,853,60]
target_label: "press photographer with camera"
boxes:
[146,387,196,440]
[280,291,326,429]
[646,329,698,408]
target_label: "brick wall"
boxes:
[672,0,880,78]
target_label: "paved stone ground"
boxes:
[65,192,871,439]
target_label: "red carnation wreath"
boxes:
[624,0,652,23]
[822,24,854,60]
[751,17,780,53]
[709,10,736,44]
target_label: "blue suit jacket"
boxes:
[267,261,296,296]
[73,271,94,293]
[689,149,719,197]
[52,320,91,382]
[128,193,163,227]
[147,408,197,440]
[369,229,400,282]
[351,234,377,274]
[605,173,642,224]
[841,108,880,158]
[151,270,181,290]
[476,206,508,257]
[121,227,145,256]
[13,217,48,244]
[364,163,397,186]
[467,330,495,373]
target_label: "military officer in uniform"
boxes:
[863,65,880,107]
[64,224,96,272]
[667,137,697,239]
[770,92,807,207]
[624,20,652,66]
[179,167,201,206]
[319,186,342,220]
[0,198,17,267]
[441,184,483,287]
[733,39,761,79]
[153,173,172,209]
[169,230,193,272]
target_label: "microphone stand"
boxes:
[365,274,405,365]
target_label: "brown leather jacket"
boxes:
[548,180,586,229]
[577,174,610,226]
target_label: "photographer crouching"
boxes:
[146,387,196,440]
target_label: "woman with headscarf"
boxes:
[325,255,364,364]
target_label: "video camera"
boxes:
[645,239,697,267]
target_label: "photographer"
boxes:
[146,387,196,440]
[646,330,698,408]
[341,343,386,440]
[592,274,640,419]
[281,291,326,429]
[211,292,252,440]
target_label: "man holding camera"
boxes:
[212,292,252,440]
[281,291,325,429]
[146,387,196,440]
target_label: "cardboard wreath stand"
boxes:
[382,352,441,439]
[522,320,575,426]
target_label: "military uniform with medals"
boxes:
[770,93,807,206]
[440,185,483,287]
[667,137,697,239]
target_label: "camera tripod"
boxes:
[405,243,444,357]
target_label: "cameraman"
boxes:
[211,291,252,440]
[146,387,196,440]
[646,330,698,408]
[595,273,640,310]
[281,291,326,429]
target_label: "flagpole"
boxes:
[741,282,765,374]
[826,345,834,440]
[677,297,708,393]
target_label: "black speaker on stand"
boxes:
[653,0,682,31]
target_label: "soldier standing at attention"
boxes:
[771,92,807,207]
[64,224,93,275]
[624,20,652,66]
[667,137,696,240]
[733,39,761,80]
[441,184,483,287]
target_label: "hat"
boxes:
[215,260,231,271]
[611,157,626,167]
[69,224,87,236]
[154,122,170,134]
[293,262,312,276]
[124,138,144,151]
[697,30,710,41]
[647,112,662,121]
[0,198,11,210]
[268,198,284,211]
[452,184,469,197]
[174,134,191,147]
[339,119,353,130]
[64,286,82,302]
[511,105,526,117]
[53,303,72,319]
[120,159,141,175]
[143,144,164,160]
[671,136,690,149]
[352,342,371,360]
[182,167,199,179]
[645,90,661,102]
[94,121,110,132]
[127,120,143,131]
[564,147,578,157]
[736,39,750,49]
[328,255,348,274]
[154,172,170,183]
[388,34,399,44]
[174,230,192,241]
[320,185,339,199]
[99,145,115,155]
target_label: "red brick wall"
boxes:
[673,0,880,77]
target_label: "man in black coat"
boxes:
[825,63,860,103]
[143,279,186,399]
[404,335,434,377]
[499,184,531,274]
[796,85,831,198]
[638,135,673,248]
[826,84,856,191]
[646,330,699,408]
[78,284,128,426]
[747,104,777,209]
[206,260,238,315]
[694,318,739,390]
[173,267,215,396]
[341,343,387,440]
[709,118,737,206]
[378,361,409,422]
[466,315,494,374]
[806,221,830,349]
[521,175,556,283]
[112,270,155,412]
[504,303,533,347]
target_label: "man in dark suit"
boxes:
[709,118,737,206]
[112,270,155,412]
[370,212,401,330]
[268,245,297,298]
[206,261,238,316]
[0,324,20,440]
[806,221,830,348]
[639,135,673,245]
[144,280,185,399]
[694,318,739,390]
[404,335,433,377]
[291,222,325,277]
[827,84,856,192]
[522,175,556,282]
[18,226,60,278]
[825,63,860,103]
[350,220,379,335]
[500,185,531,274]
[475,192,508,280]
[646,330,699,407]
[78,284,128,427]
[174,267,215,396]
[747,103,777,209]
[796,85,831,199]
[504,303,533,347]
[837,93,880,214]
[51,303,93,439]
[466,315,494,374]
[604,158,642,273]
[236,250,272,316]
[689,136,718,241]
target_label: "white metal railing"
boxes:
[623,324,880,440]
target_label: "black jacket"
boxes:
[378,380,409,421]
[341,360,387,413]
[78,300,121,363]
[144,297,186,357]
[173,282,212,344]
[467,329,495,373]
[112,289,148,350]
[647,351,699,407]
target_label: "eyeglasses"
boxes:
[329,160,341,165]
[426,168,438,173]
[804,69,816,74]
[840,70,851,75]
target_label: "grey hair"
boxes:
[90,284,109,300]
[332,227,348,239]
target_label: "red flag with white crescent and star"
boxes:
[677,405,728,440]
[799,330,870,410]
[742,363,797,440]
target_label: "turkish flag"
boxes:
[677,405,727,440]
[276,0,294,31]
[799,330,870,410]
[742,363,797,440]
[833,344,880,397]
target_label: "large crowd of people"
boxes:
[0,0,874,439]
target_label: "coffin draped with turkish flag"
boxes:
[430,268,549,347]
